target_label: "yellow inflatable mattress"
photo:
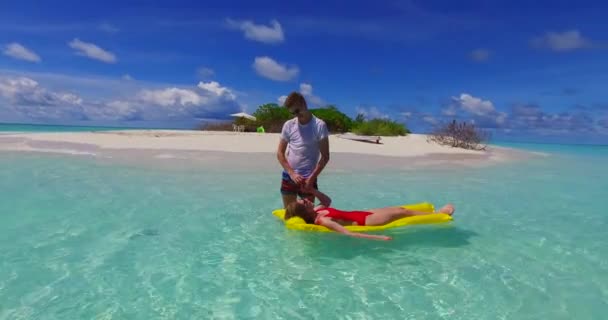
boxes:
[272,202,452,232]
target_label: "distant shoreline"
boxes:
[0,130,543,171]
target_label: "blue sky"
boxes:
[1,0,607,143]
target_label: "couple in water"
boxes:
[277,92,455,241]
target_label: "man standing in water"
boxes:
[277,91,330,208]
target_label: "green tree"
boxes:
[248,102,411,136]
[352,118,410,136]
[310,105,353,133]
[252,103,291,123]
[252,103,292,132]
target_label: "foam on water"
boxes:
[0,145,607,319]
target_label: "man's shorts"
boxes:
[280,171,318,198]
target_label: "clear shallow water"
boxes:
[1,146,607,319]
[492,141,608,158]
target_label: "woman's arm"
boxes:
[316,217,391,241]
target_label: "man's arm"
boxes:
[308,136,330,182]
[277,138,305,185]
[307,188,331,208]
[277,121,295,176]
[276,138,293,174]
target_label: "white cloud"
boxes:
[197,67,214,79]
[0,76,82,106]
[0,76,88,121]
[99,100,141,120]
[226,19,284,44]
[276,83,324,107]
[278,95,287,105]
[68,38,116,63]
[76,100,142,122]
[531,30,590,52]
[102,82,240,120]
[507,104,597,133]
[135,80,240,118]
[451,93,496,116]
[299,83,313,96]
[138,87,206,107]
[400,111,413,119]
[299,83,324,106]
[0,72,243,122]
[440,93,509,128]
[107,100,132,109]
[197,81,235,100]
[253,56,299,81]
[470,48,490,62]
[20,104,88,121]
[3,43,41,62]
[495,112,508,125]
[122,74,133,81]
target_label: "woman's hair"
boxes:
[285,202,315,224]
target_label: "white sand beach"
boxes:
[0,130,540,171]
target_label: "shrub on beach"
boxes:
[251,103,292,133]
[427,119,490,150]
[198,102,412,136]
[310,105,353,133]
[250,103,355,133]
[351,115,410,136]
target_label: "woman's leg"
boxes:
[365,204,455,226]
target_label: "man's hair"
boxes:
[283,91,307,109]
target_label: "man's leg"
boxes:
[298,179,319,204]
[282,194,297,209]
[280,171,300,208]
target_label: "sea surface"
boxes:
[1,125,607,319]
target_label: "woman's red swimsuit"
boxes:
[315,207,373,226]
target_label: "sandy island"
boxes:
[0,130,543,172]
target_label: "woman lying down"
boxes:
[285,187,455,241]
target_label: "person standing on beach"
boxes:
[277,92,330,208]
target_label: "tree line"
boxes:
[202,103,490,150]
[248,103,411,136]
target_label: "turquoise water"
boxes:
[492,141,608,158]
[1,145,607,319]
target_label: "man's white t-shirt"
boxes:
[280,116,329,178]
